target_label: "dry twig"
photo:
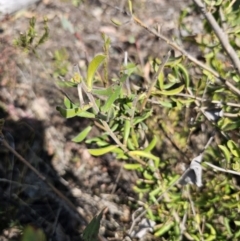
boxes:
[192,0,240,75]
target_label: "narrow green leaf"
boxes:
[224,218,233,235]
[162,82,177,90]
[235,221,240,226]
[92,86,114,97]
[72,126,92,143]
[129,150,159,162]
[220,118,240,131]
[86,137,109,146]
[123,63,137,76]
[154,221,174,237]
[87,54,106,91]
[205,223,217,236]
[82,208,106,241]
[124,163,142,170]
[123,119,131,145]
[56,80,78,87]
[218,145,231,162]
[133,109,152,125]
[227,140,240,158]
[77,111,96,118]
[177,63,190,87]
[21,225,46,241]
[131,128,139,149]
[101,85,121,113]
[56,105,92,118]
[158,71,164,90]
[155,85,184,95]
[128,0,132,14]
[111,18,122,26]
[88,145,118,156]
[158,100,173,108]
[143,170,154,180]
[165,56,183,67]
[127,138,135,150]
[116,152,128,159]
[143,135,157,152]
[63,96,77,108]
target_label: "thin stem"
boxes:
[132,15,240,96]
[140,50,171,111]
[204,162,240,176]
[192,0,240,75]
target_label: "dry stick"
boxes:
[124,51,131,96]
[176,93,240,108]
[204,162,240,176]
[100,120,147,166]
[187,187,204,241]
[128,135,214,236]
[1,139,86,225]
[149,93,240,109]
[132,16,240,96]
[192,0,240,75]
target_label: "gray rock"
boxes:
[0,0,40,16]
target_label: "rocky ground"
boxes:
[0,0,192,240]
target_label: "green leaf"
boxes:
[88,145,118,156]
[128,0,132,14]
[87,54,106,91]
[64,96,77,108]
[101,85,121,113]
[158,100,173,108]
[72,126,92,143]
[56,80,78,88]
[77,111,96,118]
[162,81,178,90]
[221,119,240,131]
[56,105,92,118]
[143,170,154,180]
[155,85,184,95]
[227,140,240,158]
[92,86,114,97]
[21,225,46,241]
[158,71,164,90]
[177,63,190,87]
[116,152,128,159]
[235,221,240,226]
[122,63,138,76]
[205,223,217,236]
[129,150,159,162]
[82,208,106,241]
[165,56,183,67]
[143,135,157,152]
[218,144,231,162]
[86,137,109,146]
[123,119,131,145]
[224,218,233,235]
[154,221,174,237]
[111,18,122,26]
[124,163,142,170]
[133,109,152,125]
